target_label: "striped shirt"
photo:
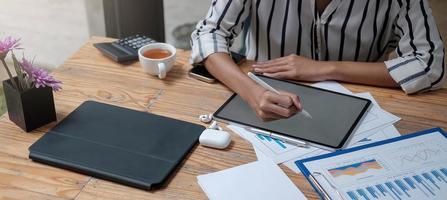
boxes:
[190,0,446,94]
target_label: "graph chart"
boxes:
[328,159,383,178]
[227,125,317,164]
[389,141,446,168]
[397,149,442,165]
[302,130,447,200]
[346,167,447,200]
[256,134,294,154]
[324,157,390,184]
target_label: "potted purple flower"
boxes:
[0,36,61,132]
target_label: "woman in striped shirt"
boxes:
[190,0,445,120]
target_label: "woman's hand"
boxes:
[251,54,400,88]
[252,54,334,82]
[247,87,302,121]
[202,53,307,122]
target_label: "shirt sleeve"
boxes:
[190,0,251,64]
[384,0,446,94]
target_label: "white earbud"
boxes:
[199,113,213,123]
[208,120,223,131]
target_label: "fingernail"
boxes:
[254,68,260,72]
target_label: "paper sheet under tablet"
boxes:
[215,76,370,148]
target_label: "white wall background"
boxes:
[0,0,212,81]
[0,0,90,73]
[164,0,210,45]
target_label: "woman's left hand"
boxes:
[252,54,334,82]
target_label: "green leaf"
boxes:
[11,53,25,91]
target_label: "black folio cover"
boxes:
[29,101,205,190]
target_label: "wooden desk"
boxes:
[0,37,446,199]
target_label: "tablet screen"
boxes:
[214,75,371,149]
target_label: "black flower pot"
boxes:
[2,77,56,132]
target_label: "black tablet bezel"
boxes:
[213,75,372,149]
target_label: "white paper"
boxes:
[354,124,400,145]
[351,93,400,132]
[197,159,307,200]
[312,81,353,94]
[254,146,270,161]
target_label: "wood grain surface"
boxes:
[0,37,445,200]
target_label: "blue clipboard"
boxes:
[295,127,447,200]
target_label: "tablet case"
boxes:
[29,101,205,190]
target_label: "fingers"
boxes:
[262,102,297,118]
[263,72,292,79]
[254,65,289,74]
[253,54,298,68]
[256,110,284,122]
[253,55,300,79]
[252,57,289,68]
[265,91,293,108]
[256,105,296,121]
[278,91,302,111]
[257,91,299,119]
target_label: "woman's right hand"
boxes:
[202,53,302,121]
[247,88,302,121]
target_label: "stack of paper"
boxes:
[197,159,308,200]
[228,81,401,173]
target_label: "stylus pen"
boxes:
[247,72,312,119]
[247,128,308,147]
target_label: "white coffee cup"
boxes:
[138,43,176,79]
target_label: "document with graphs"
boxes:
[296,128,447,200]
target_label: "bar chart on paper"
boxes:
[345,167,447,200]
[301,129,447,200]
[256,134,289,152]
[335,138,447,200]
[227,125,317,164]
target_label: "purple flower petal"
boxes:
[20,57,35,76]
[0,36,21,54]
[32,68,62,91]
[20,58,62,91]
[1,37,62,91]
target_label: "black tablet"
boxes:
[213,75,371,149]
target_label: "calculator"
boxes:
[93,35,157,63]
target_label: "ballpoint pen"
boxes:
[247,72,312,119]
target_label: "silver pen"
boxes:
[308,173,333,200]
[311,172,346,200]
[247,127,308,147]
[247,72,312,119]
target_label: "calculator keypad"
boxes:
[94,34,158,63]
[115,35,157,51]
